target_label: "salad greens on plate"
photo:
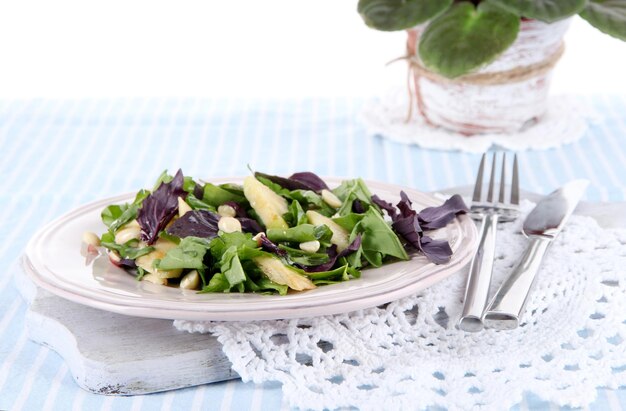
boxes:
[89,170,468,295]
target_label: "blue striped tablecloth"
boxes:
[1,95,625,410]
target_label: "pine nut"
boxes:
[108,251,121,263]
[218,216,242,233]
[299,240,320,253]
[114,224,141,245]
[82,231,100,247]
[218,204,237,217]
[321,189,342,208]
[252,232,266,242]
[180,270,200,290]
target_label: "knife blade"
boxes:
[482,180,589,330]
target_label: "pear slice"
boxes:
[243,176,289,230]
[142,273,168,286]
[136,238,182,279]
[254,256,316,291]
[305,210,350,252]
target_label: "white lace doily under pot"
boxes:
[175,201,626,411]
[360,90,594,153]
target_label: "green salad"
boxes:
[84,170,468,295]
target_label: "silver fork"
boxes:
[458,152,520,332]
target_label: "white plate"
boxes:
[23,178,477,321]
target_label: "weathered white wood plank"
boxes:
[14,269,238,395]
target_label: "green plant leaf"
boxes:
[490,0,586,22]
[418,2,520,78]
[357,0,453,31]
[580,0,626,41]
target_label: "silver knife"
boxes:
[482,180,589,330]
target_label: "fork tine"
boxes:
[486,153,497,203]
[511,153,520,205]
[499,153,506,203]
[472,153,486,202]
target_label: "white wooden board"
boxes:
[14,268,238,395]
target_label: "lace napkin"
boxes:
[360,89,596,153]
[175,201,626,410]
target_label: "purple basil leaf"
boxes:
[304,245,338,272]
[167,210,220,239]
[138,169,187,245]
[304,234,362,272]
[193,184,204,200]
[418,236,452,264]
[418,194,469,230]
[254,171,329,192]
[339,234,363,258]
[239,217,263,234]
[119,258,137,270]
[224,201,249,218]
[352,199,365,214]
[254,172,310,191]
[397,191,415,218]
[371,194,398,221]
[258,235,287,257]
[288,172,329,192]
[392,215,422,249]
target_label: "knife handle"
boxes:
[483,237,551,330]
[458,213,499,332]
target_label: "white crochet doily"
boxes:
[175,201,626,410]
[360,89,596,153]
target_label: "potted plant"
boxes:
[357,0,626,135]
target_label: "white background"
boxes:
[0,0,625,99]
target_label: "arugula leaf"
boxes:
[101,204,126,228]
[289,190,335,216]
[202,183,247,207]
[359,208,409,266]
[220,246,247,287]
[332,213,365,232]
[254,278,289,295]
[185,193,217,212]
[199,273,231,293]
[242,274,290,295]
[332,178,377,216]
[209,232,260,261]
[152,170,173,191]
[278,245,330,266]
[218,183,246,198]
[284,200,308,227]
[136,266,147,281]
[101,190,150,233]
[299,264,360,281]
[100,232,155,259]
[183,176,200,194]
[156,237,211,271]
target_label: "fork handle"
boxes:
[482,237,551,330]
[458,213,499,332]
